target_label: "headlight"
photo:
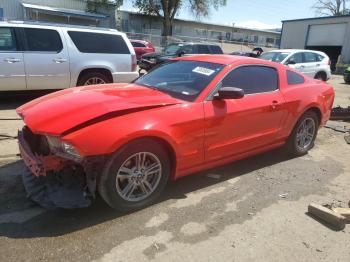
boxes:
[46,135,81,160]
[62,142,81,159]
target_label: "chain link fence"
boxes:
[125,32,278,53]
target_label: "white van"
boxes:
[0,21,138,91]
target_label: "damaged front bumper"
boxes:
[18,130,69,177]
[18,127,106,209]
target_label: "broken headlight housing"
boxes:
[46,135,81,161]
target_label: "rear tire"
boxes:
[286,111,319,156]
[314,72,327,81]
[77,72,111,86]
[98,139,171,212]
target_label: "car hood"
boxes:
[17,83,182,136]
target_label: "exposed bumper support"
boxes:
[18,130,69,177]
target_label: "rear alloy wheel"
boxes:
[77,72,111,86]
[286,111,319,156]
[98,139,170,211]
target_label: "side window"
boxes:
[221,66,278,95]
[0,27,17,51]
[287,70,305,85]
[303,52,317,63]
[316,54,324,62]
[208,45,223,54]
[68,31,130,54]
[287,52,303,64]
[24,28,62,52]
[197,45,210,54]
[131,42,146,48]
[181,45,195,54]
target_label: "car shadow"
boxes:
[0,91,58,110]
[0,147,295,238]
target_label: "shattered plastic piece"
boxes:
[344,133,350,145]
[325,121,348,133]
[206,173,221,179]
[330,106,350,121]
[279,193,288,198]
[22,167,91,209]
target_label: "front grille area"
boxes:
[22,126,50,156]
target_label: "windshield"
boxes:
[260,52,290,63]
[134,60,223,101]
[164,43,183,54]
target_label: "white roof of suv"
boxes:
[0,20,119,33]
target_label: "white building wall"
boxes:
[281,16,350,63]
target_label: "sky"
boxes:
[121,0,317,29]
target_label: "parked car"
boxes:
[0,21,138,91]
[259,49,331,81]
[138,42,223,72]
[17,55,334,211]
[230,51,259,58]
[130,40,155,60]
[344,66,350,84]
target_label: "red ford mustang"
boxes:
[16,55,334,211]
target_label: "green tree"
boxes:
[133,0,227,37]
[87,0,123,13]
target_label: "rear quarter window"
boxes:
[287,70,305,85]
[68,31,130,54]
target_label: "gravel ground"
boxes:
[0,76,349,262]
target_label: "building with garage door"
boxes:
[280,15,350,71]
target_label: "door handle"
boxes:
[270,100,280,110]
[53,58,67,63]
[300,65,305,68]
[4,58,21,63]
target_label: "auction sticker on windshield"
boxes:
[192,66,215,76]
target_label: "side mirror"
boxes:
[286,60,296,65]
[214,87,244,100]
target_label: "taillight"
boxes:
[328,59,331,65]
[131,54,137,71]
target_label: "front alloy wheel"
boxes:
[98,139,170,211]
[116,152,162,202]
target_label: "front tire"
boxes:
[286,111,319,156]
[98,139,170,211]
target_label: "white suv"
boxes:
[260,49,331,81]
[0,21,138,91]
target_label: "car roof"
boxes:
[265,49,325,54]
[130,39,150,43]
[0,20,120,34]
[169,42,220,46]
[175,54,274,66]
